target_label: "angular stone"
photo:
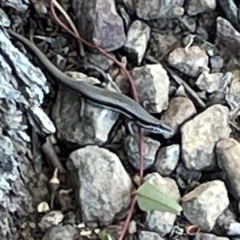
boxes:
[181,104,231,170]
[182,180,229,231]
[66,146,132,225]
[216,138,240,200]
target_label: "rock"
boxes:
[72,0,126,51]
[133,0,184,19]
[182,180,229,231]
[131,64,170,113]
[43,225,80,240]
[66,146,132,225]
[124,135,161,170]
[181,104,231,170]
[186,0,216,16]
[168,46,209,77]
[195,71,231,93]
[216,138,240,200]
[194,233,229,240]
[138,231,165,240]
[124,20,150,65]
[154,144,180,176]
[39,210,64,231]
[216,17,240,59]
[161,96,197,139]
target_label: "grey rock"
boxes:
[194,233,229,240]
[43,225,79,240]
[72,0,126,51]
[216,0,240,32]
[39,211,64,231]
[216,138,240,200]
[168,46,209,78]
[124,135,161,170]
[179,15,197,32]
[182,180,229,231]
[138,231,165,240]
[124,20,150,65]
[131,64,170,113]
[210,55,224,73]
[227,222,240,236]
[148,32,179,61]
[225,70,240,111]
[195,71,231,94]
[186,0,216,16]
[215,208,236,235]
[181,104,231,170]
[134,0,185,20]
[154,144,180,176]
[0,8,11,27]
[1,0,29,12]
[216,17,240,59]
[161,96,197,139]
[66,146,132,225]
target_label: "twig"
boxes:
[49,168,60,208]
[51,0,84,56]
[41,136,66,173]
[118,196,137,240]
[164,66,206,109]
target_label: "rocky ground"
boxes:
[0,0,240,239]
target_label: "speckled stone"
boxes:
[182,180,229,231]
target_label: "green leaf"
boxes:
[99,232,113,240]
[136,181,182,215]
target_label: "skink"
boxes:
[7,29,172,135]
